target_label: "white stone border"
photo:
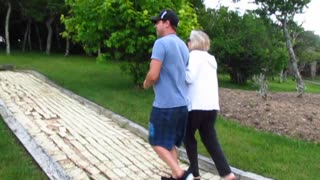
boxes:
[0,99,71,180]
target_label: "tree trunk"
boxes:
[279,69,284,83]
[22,23,29,52]
[98,43,101,57]
[229,70,247,85]
[5,2,12,55]
[64,38,69,56]
[282,19,304,97]
[55,24,61,49]
[27,20,32,51]
[46,16,55,55]
[253,72,268,100]
[22,19,32,51]
[310,61,317,80]
[35,24,43,51]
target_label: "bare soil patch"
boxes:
[219,88,320,142]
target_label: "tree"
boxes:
[62,0,199,86]
[239,0,312,96]
[261,15,289,81]
[45,0,66,55]
[4,0,12,55]
[187,0,205,13]
[14,0,66,54]
[18,0,47,51]
[105,0,199,86]
[61,0,108,55]
[294,31,320,79]
[200,7,286,85]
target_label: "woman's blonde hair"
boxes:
[188,30,210,51]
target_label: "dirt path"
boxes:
[219,88,320,142]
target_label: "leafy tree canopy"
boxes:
[62,0,199,86]
[295,31,320,63]
[200,7,287,84]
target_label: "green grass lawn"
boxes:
[0,116,48,180]
[218,74,320,93]
[214,118,320,180]
[0,52,319,180]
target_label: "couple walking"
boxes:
[143,9,236,180]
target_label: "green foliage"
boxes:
[187,0,205,10]
[252,0,314,68]
[254,0,311,21]
[234,0,311,95]
[215,118,320,180]
[120,61,149,88]
[61,0,106,53]
[19,0,47,22]
[201,7,287,84]
[295,31,320,63]
[62,0,199,86]
[261,17,288,76]
[176,4,201,40]
[22,0,66,22]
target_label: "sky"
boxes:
[203,0,320,36]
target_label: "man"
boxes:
[143,9,193,180]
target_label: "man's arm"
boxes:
[143,59,162,89]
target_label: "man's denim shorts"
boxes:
[148,106,188,150]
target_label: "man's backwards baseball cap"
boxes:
[150,9,179,28]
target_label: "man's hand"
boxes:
[143,79,150,89]
[143,59,162,89]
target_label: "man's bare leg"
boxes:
[153,146,184,178]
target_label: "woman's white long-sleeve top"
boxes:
[186,50,220,111]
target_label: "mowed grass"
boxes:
[211,118,319,180]
[218,74,320,93]
[0,116,48,179]
[1,52,320,180]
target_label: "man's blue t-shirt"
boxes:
[151,34,189,108]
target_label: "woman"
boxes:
[184,30,236,180]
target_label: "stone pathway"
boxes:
[0,71,220,180]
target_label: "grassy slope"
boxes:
[0,116,48,180]
[0,52,319,180]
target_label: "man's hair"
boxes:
[188,30,210,51]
